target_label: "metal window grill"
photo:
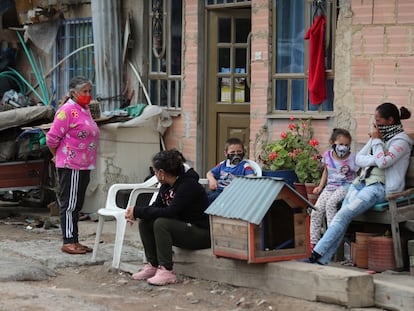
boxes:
[149,0,182,109]
[52,18,95,106]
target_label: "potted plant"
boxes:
[256,117,323,191]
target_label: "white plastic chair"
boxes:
[91,175,159,268]
[246,159,262,177]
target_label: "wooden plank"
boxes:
[213,236,248,251]
[211,221,248,236]
[277,187,310,209]
[0,160,44,188]
[388,199,404,269]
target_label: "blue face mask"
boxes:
[333,144,350,158]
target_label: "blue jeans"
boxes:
[313,182,385,265]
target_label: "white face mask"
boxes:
[333,144,350,158]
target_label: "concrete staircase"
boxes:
[166,248,414,311]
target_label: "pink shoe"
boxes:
[147,266,177,286]
[132,263,157,280]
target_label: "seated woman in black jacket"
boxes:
[125,149,210,286]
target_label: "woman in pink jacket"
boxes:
[46,76,99,255]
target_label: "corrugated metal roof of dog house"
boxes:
[205,176,313,263]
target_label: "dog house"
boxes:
[205,176,313,263]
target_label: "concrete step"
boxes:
[172,248,374,308]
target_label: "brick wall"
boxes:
[164,0,199,166]
[350,0,414,143]
[250,0,271,159]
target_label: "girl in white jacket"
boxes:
[306,102,412,265]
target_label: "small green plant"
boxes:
[258,117,323,184]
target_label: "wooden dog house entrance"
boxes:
[205,177,313,263]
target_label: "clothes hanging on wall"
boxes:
[304,15,326,105]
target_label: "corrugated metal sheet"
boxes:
[91,0,122,112]
[205,177,301,225]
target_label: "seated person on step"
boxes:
[125,149,210,286]
[206,137,255,205]
[310,128,359,250]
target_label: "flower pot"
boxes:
[293,182,307,199]
[304,182,319,205]
[368,236,396,272]
[262,169,298,187]
[355,232,379,269]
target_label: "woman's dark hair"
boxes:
[376,102,411,124]
[152,149,185,176]
[329,128,352,144]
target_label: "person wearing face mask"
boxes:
[125,149,210,285]
[206,137,255,205]
[309,128,359,249]
[46,76,99,255]
[305,103,412,265]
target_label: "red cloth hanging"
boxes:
[304,15,326,105]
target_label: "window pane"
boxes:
[325,4,334,70]
[151,54,167,73]
[219,48,231,70]
[273,0,336,112]
[275,80,287,110]
[219,77,230,102]
[150,80,159,105]
[308,79,334,111]
[218,18,231,43]
[170,0,182,75]
[235,18,250,43]
[149,0,183,109]
[275,0,304,74]
[55,18,95,103]
[235,48,246,71]
[291,80,304,111]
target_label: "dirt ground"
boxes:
[0,205,349,311]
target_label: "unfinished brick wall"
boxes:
[349,0,414,143]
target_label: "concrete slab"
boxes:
[374,277,414,311]
[0,259,55,281]
[0,239,143,270]
[1,212,413,310]
[172,248,374,308]
[87,218,414,310]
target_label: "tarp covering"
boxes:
[101,105,172,134]
[0,106,55,131]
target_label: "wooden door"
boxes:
[204,9,251,172]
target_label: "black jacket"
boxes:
[133,168,209,229]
